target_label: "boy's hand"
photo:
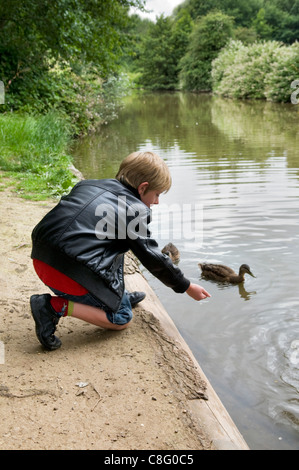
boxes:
[186,283,211,301]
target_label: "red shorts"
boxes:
[33,259,88,296]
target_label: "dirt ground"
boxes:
[0,179,211,451]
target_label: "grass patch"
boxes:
[0,112,79,200]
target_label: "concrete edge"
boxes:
[125,271,249,451]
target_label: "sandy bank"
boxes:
[0,180,248,450]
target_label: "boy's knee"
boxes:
[109,321,131,331]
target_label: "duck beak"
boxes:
[248,270,256,278]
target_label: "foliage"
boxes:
[176,0,262,28]
[234,26,258,44]
[212,40,279,99]
[2,58,134,137]
[179,11,234,91]
[252,8,273,39]
[0,112,78,199]
[212,39,299,102]
[263,0,299,43]
[264,42,299,102]
[137,16,176,90]
[175,0,299,43]
[0,0,145,79]
[121,14,153,70]
[137,12,193,90]
[0,0,145,133]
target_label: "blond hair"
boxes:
[116,151,172,193]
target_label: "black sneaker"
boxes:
[30,294,62,350]
[127,291,146,308]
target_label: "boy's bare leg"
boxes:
[72,302,130,330]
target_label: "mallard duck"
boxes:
[199,263,255,284]
[162,243,180,263]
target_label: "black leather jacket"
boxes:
[31,179,190,312]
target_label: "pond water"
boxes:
[71,92,299,450]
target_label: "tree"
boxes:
[171,9,194,77]
[252,8,273,39]
[137,13,192,90]
[121,14,153,70]
[179,11,234,91]
[138,16,177,90]
[176,0,299,44]
[263,0,299,43]
[0,0,145,110]
[176,0,262,27]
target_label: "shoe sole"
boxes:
[30,295,62,351]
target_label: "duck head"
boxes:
[239,264,255,278]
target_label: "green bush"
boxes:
[212,39,299,102]
[264,42,299,102]
[3,62,134,137]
